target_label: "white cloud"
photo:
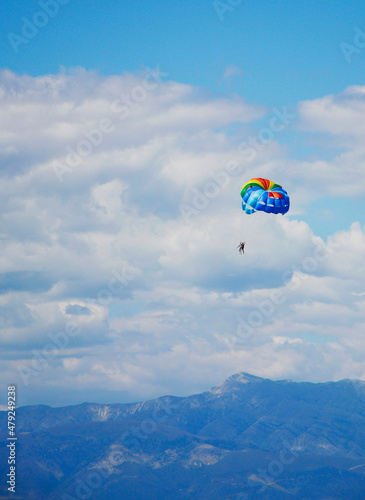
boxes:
[293,86,365,199]
[299,85,365,137]
[0,70,364,405]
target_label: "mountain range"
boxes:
[1,372,365,499]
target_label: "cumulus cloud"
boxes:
[293,85,365,199]
[299,85,365,138]
[0,69,364,405]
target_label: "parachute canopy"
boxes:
[240,177,290,215]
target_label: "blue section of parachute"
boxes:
[241,186,290,215]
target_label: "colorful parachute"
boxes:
[240,178,290,215]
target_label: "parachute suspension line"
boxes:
[240,208,246,241]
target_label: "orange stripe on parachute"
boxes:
[268,191,283,199]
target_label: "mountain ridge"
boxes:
[1,372,365,499]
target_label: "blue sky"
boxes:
[2,0,364,105]
[0,0,365,406]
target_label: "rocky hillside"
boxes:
[1,373,365,499]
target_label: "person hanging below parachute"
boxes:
[238,177,290,253]
[237,242,246,255]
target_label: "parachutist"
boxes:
[237,242,246,255]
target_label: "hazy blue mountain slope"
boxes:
[1,373,365,499]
